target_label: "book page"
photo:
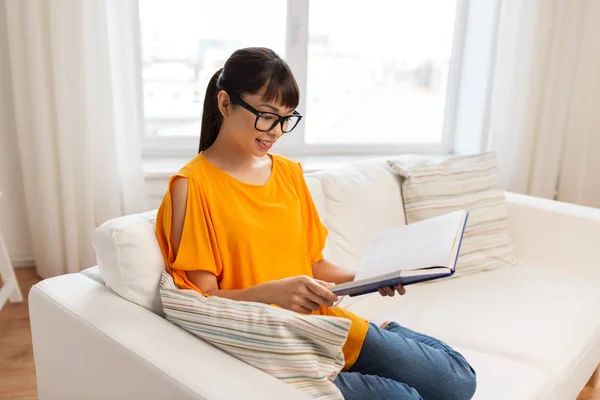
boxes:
[354,211,464,281]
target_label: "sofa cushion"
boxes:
[305,175,326,217]
[93,178,329,315]
[304,176,331,259]
[93,210,166,315]
[388,152,517,276]
[343,265,600,400]
[453,347,556,400]
[312,161,406,272]
[80,266,105,285]
[160,272,348,400]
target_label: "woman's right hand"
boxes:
[267,275,339,314]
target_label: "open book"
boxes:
[330,210,469,297]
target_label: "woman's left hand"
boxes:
[378,284,406,297]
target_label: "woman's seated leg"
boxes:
[346,322,477,400]
[333,371,423,400]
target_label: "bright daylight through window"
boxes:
[138,0,459,152]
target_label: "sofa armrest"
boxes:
[29,273,310,400]
[505,192,600,273]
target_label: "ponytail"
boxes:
[198,68,224,153]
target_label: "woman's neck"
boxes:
[202,132,257,171]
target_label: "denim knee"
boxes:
[456,368,477,400]
[443,355,477,400]
[424,349,477,400]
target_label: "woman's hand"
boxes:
[267,275,339,314]
[378,284,406,297]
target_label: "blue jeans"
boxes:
[333,322,477,399]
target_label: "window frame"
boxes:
[136,0,469,158]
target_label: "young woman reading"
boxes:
[156,47,476,400]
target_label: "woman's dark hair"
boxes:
[198,47,300,152]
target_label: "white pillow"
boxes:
[311,160,406,272]
[304,175,331,259]
[305,175,326,217]
[93,210,166,315]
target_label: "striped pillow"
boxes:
[387,152,517,276]
[159,272,349,399]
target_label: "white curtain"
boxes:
[4,0,146,278]
[487,0,600,208]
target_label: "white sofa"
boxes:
[29,159,600,399]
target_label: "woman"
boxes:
[155,47,476,400]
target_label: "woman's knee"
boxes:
[334,372,424,400]
[440,354,477,400]
[456,368,477,400]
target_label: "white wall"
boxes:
[0,2,34,266]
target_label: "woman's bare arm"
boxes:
[170,177,272,302]
[312,258,355,285]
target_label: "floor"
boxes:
[582,381,600,400]
[0,267,41,400]
[0,267,599,399]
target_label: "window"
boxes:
[138,0,286,142]
[137,0,465,156]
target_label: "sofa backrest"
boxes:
[93,159,407,314]
[309,160,406,272]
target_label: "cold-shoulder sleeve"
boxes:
[155,174,222,292]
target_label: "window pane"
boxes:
[139,0,286,137]
[306,0,457,144]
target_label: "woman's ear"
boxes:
[217,90,231,118]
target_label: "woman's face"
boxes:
[219,89,295,157]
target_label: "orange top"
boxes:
[155,152,368,370]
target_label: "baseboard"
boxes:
[10,257,35,268]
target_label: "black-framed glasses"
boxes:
[229,92,302,133]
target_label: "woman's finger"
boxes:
[314,279,335,288]
[385,286,395,296]
[306,280,339,303]
[298,296,321,312]
[378,287,387,296]
[294,304,314,314]
[395,284,406,295]
[303,286,334,307]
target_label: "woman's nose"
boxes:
[269,124,283,138]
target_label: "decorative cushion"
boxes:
[159,272,348,400]
[92,210,166,315]
[311,160,406,272]
[387,152,517,276]
[304,175,331,259]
